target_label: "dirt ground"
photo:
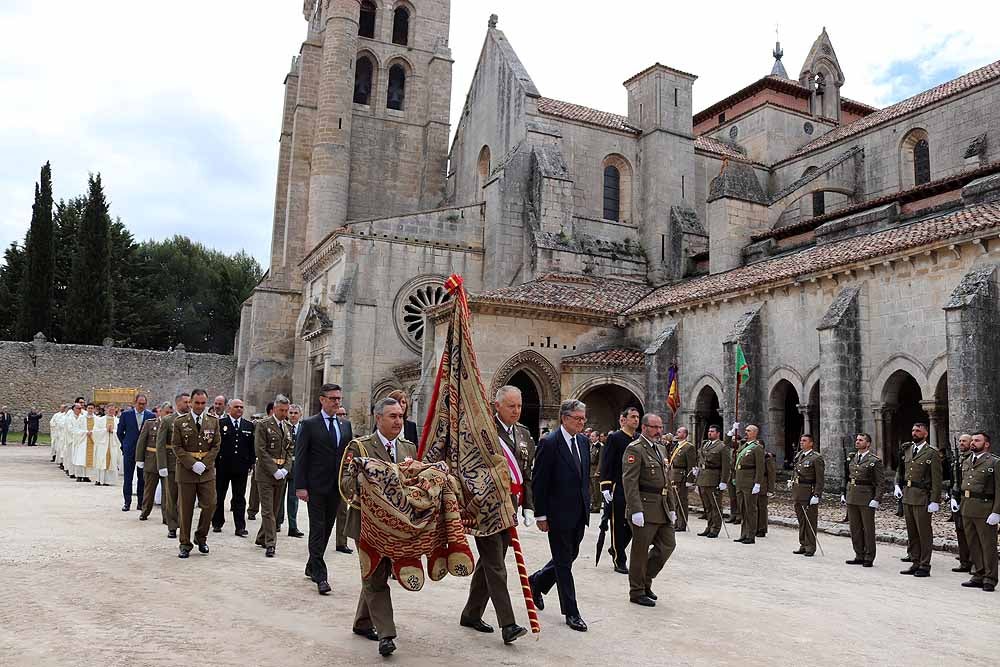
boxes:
[1,445,996,666]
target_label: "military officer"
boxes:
[138,402,171,522]
[894,422,942,577]
[460,385,532,644]
[340,397,417,657]
[842,433,884,566]
[170,389,221,558]
[958,432,1000,592]
[949,433,974,573]
[622,413,677,607]
[756,449,776,537]
[588,430,602,513]
[253,395,293,557]
[696,425,731,538]
[156,392,189,540]
[791,434,825,556]
[668,426,697,531]
[732,424,765,544]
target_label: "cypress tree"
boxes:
[16,162,55,340]
[66,174,113,344]
[0,242,27,340]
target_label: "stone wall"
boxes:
[0,339,235,432]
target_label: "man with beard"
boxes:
[895,422,942,577]
[600,407,640,573]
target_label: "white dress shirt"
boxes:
[376,430,398,462]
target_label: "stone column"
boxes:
[644,323,678,414]
[920,400,941,447]
[871,404,885,459]
[723,304,765,435]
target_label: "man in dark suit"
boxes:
[295,383,352,595]
[25,408,42,446]
[528,399,591,632]
[0,406,12,445]
[212,398,256,536]
[117,394,155,511]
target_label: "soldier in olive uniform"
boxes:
[622,413,677,607]
[339,397,417,657]
[696,425,731,538]
[792,434,825,556]
[138,402,170,522]
[170,389,222,558]
[756,449,776,537]
[253,396,294,557]
[668,427,697,532]
[949,433,974,573]
[732,424,765,543]
[842,433,884,566]
[894,422,942,576]
[958,432,1000,592]
[156,393,190,539]
[588,431,602,513]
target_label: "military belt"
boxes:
[964,490,995,501]
[188,451,208,460]
[849,480,873,486]
[906,480,930,490]
[794,478,814,486]
[274,458,286,465]
[145,447,157,453]
[639,484,669,495]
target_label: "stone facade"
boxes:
[0,337,235,432]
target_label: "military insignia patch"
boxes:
[626,454,636,464]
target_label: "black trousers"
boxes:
[26,429,39,446]
[532,523,585,617]
[609,489,631,568]
[305,491,340,583]
[0,426,8,444]
[212,464,250,531]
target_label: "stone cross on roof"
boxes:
[488,14,498,29]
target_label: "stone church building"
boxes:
[236,0,1000,487]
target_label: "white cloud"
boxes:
[1,0,997,267]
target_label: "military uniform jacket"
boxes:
[696,439,731,487]
[762,451,777,494]
[959,453,1000,518]
[254,415,293,483]
[170,412,222,483]
[622,435,676,524]
[792,449,825,502]
[497,418,535,512]
[339,432,418,540]
[900,442,942,506]
[155,412,184,471]
[218,415,256,470]
[668,440,698,484]
[952,450,972,497]
[845,451,885,505]
[733,439,765,488]
[137,418,161,468]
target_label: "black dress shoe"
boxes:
[845,559,865,565]
[528,576,544,611]
[803,552,814,557]
[265,546,275,558]
[565,615,588,632]
[756,531,767,538]
[235,529,249,537]
[502,623,527,644]
[962,579,984,588]
[336,545,354,554]
[353,627,379,641]
[178,548,190,559]
[212,526,222,533]
[288,530,304,538]
[247,514,257,521]
[952,565,972,573]
[862,561,874,567]
[644,589,657,601]
[912,569,930,578]
[121,504,129,511]
[984,583,996,592]
[613,566,629,575]
[900,556,913,563]
[735,538,747,543]
[743,538,756,544]
[197,543,209,554]
[167,530,177,539]
[631,595,656,607]
[139,515,148,521]
[706,533,719,538]
[697,529,710,536]
[900,568,917,575]
[793,548,806,554]
[460,618,494,633]
[317,580,332,595]
[378,638,396,656]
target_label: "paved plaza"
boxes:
[0,445,995,666]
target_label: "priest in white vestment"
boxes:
[92,406,122,486]
[49,405,67,463]
[71,403,99,483]
[62,403,84,477]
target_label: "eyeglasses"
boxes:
[566,414,586,422]
[321,395,343,402]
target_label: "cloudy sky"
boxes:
[1,1,997,268]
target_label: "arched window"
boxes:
[477,145,491,196]
[387,64,406,111]
[901,129,931,189]
[353,55,374,105]
[812,191,825,217]
[603,166,621,221]
[359,1,376,38]
[913,139,930,185]
[392,7,410,45]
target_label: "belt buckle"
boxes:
[965,490,970,498]
[661,488,668,496]
[906,481,912,487]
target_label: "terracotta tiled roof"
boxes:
[695,135,757,163]
[536,97,640,134]
[626,200,1000,316]
[472,273,651,316]
[693,75,811,125]
[562,348,645,368]
[841,96,878,114]
[784,59,1000,161]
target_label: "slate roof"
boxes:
[562,348,646,368]
[472,273,651,316]
[784,59,1000,161]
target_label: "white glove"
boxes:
[668,511,677,524]
[686,482,696,489]
[718,482,728,491]
[727,424,739,437]
[522,508,535,527]
[950,498,960,513]
[191,461,206,475]
[786,479,793,490]
[691,467,700,477]
[631,512,645,528]
[136,461,144,469]
[868,500,879,509]
[840,494,846,504]
[752,483,760,495]
[927,502,940,513]
[987,513,1000,526]
[273,469,285,480]
[810,495,819,505]
[158,468,168,478]
[893,484,903,499]
[602,489,613,504]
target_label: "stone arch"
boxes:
[571,375,646,433]
[872,353,929,404]
[769,378,803,468]
[692,376,724,444]
[476,145,491,197]
[490,350,561,421]
[385,57,413,112]
[353,49,380,106]
[767,365,804,402]
[601,154,633,223]
[900,128,930,189]
[877,363,930,467]
[926,354,948,399]
[391,1,414,46]
[690,373,725,407]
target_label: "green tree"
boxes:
[65,174,113,344]
[16,162,55,340]
[0,242,26,340]
[50,196,86,342]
